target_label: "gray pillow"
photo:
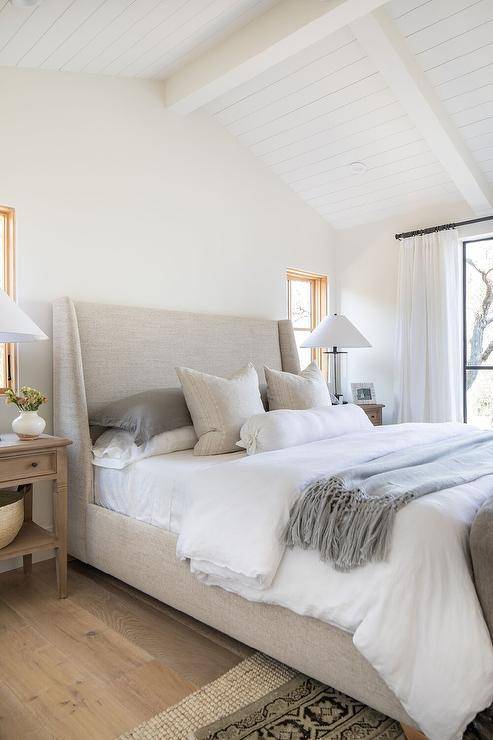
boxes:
[90,388,192,446]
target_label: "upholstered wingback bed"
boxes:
[53,297,419,729]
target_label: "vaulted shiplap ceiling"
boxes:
[204,24,461,230]
[0,0,491,230]
[201,0,493,228]
[0,0,277,79]
[389,0,493,194]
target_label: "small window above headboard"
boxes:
[287,269,328,372]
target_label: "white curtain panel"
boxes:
[395,229,462,423]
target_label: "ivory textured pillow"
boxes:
[176,364,265,455]
[265,361,331,410]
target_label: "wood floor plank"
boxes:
[108,577,254,659]
[0,559,251,738]
[0,624,137,739]
[113,660,195,717]
[71,560,253,658]
[0,617,185,739]
[1,576,153,683]
[36,560,243,686]
[0,679,51,740]
[0,595,27,633]
[0,622,190,737]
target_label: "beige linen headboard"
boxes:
[52,297,300,561]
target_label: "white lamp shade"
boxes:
[301,314,371,349]
[0,290,48,342]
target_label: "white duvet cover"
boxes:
[177,422,493,740]
[95,448,245,533]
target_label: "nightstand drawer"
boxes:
[356,403,385,426]
[0,452,56,482]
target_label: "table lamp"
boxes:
[0,287,48,394]
[0,289,48,343]
[301,313,371,403]
[0,290,48,438]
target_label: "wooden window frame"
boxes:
[287,268,328,374]
[0,206,16,393]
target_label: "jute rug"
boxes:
[119,653,404,740]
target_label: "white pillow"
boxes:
[176,363,265,455]
[92,429,138,469]
[265,361,332,410]
[144,425,197,457]
[92,425,197,469]
[238,404,373,455]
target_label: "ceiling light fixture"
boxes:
[350,161,367,175]
[10,0,42,7]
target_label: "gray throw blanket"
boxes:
[285,431,493,572]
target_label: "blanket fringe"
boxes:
[285,478,397,571]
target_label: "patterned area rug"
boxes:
[194,672,403,740]
[119,653,404,740]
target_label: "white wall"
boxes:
[335,201,474,423]
[0,66,335,570]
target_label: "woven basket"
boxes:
[0,490,24,549]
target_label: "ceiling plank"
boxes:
[350,8,493,215]
[164,0,390,115]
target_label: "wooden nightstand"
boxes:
[357,403,385,426]
[0,434,71,598]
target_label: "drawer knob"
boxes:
[31,462,38,468]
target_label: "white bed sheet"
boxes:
[94,448,245,533]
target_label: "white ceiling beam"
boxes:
[165,0,390,115]
[350,9,493,215]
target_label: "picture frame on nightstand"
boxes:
[351,382,376,404]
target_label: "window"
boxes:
[0,206,16,392]
[463,238,493,428]
[287,269,327,370]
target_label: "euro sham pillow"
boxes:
[265,361,332,410]
[238,404,373,455]
[92,425,198,469]
[176,363,265,455]
[90,388,192,446]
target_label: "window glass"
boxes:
[0,214,6,388]
[287,270,327,371]
[294,330,312,369]
[0,213,4,289]
[465,369,493,429]
[290,280,312,329]
[464,239,493,428]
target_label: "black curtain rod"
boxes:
[395,214,493,240]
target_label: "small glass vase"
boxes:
[12,410,46,440]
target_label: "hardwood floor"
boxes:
[0,559,252,739]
